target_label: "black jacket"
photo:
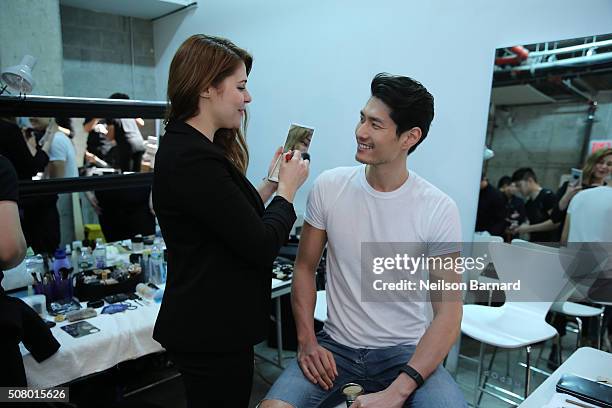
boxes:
[476,184,506,236]
[152,121,296,351]
[0,120,49,181]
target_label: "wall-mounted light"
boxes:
[1,55,37,96]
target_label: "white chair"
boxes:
[512,239,605,351]
[470,233,504,305]
[470,233,504,282]
[461,242,573,407]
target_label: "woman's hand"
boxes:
[559,184,582,211]
[267,145,284,180]
[277,150,309,203]
[256,146,285,203]
[84,151,97,165]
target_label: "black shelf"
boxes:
[0,95,166,119]
[18,173,154,197]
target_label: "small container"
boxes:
[79,247,94,270]
[23,294,47,318]
[341,383,364,407]
[93,238,106,268]
[136,283,157,299]
[132,235,144,253]
[53,248,72,277]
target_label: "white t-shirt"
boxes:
[48,131,78,178]
[305,165,461,348]
[568,186,612,242]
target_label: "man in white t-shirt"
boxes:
[562,185,612,350]
[29,118,78,179]
[563,186,612,243]
[29,118,79,249]
[263,74,465,408]
[47,130,78,179]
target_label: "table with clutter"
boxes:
[13,238,293,388]
[520,347,612,408]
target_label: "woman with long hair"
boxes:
[152,35,309,406]
[552,147,612,227]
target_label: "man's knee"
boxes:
[259,399,295,408]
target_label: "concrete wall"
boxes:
[60,5,157,100]
[1,3,159,250]
[486,92,612,192]
[152,0,612,241]
[0,0,63,96]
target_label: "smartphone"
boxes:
[556,374,612,407]
[569,168,583,187]
[268,123,314,183]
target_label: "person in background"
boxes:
[30,118,79,248]
[497,176,526,241]
[0,117,53,180]
[153,34,309,406]
[94,186,156,242]
[0,155,60,386]
[551,148,612,236]
[475,173,506,236]
[28,118,78,179]
[510,167,559,242]
[0,117,56,254]
[83,118,117,168]
[104,93,145,173]
[561,183,612,352]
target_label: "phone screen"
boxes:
[569,168,583,187]
[268,123,314,182]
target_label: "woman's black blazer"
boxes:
[152,121,296,351]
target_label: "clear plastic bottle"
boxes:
[132,234,144,253]
[71,241,82,273]
[149,238,164,285]
[79,247,93,270]
[93,238,107,268]
[25,248,42,295]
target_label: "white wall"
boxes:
[152,0,612,241]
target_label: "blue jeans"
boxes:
[264,331,466,408]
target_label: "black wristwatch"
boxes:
[398,365,424,388]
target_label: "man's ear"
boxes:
[399,127,422,152]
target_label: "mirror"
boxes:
[476,33,612,243]
[0,96,164,257]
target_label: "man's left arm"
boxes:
[353,252,463,407]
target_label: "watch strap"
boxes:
[398,364,424,388]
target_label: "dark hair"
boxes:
[166,34,253,174]
[370,73,434,155]
[497,176,512,189]
[109,93,130,100]
[512,167,537,183]
[55,117,73,138]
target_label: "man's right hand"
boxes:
[297,339,338,390]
